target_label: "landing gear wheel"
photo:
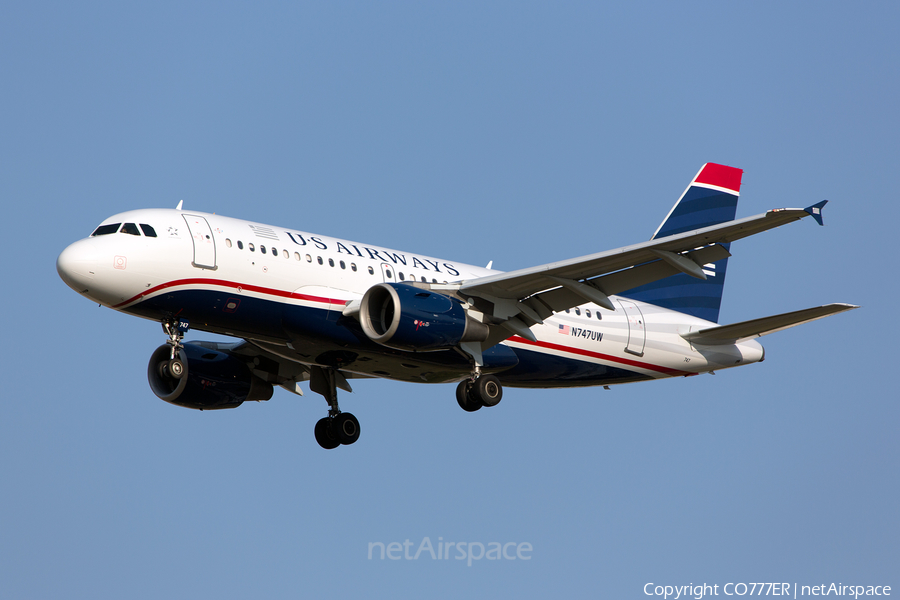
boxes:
[456,380,482,412]
[314,417,340,450]
[475,374,502,407]
[166,359,185,379]
[157,358,185,380]
[334,412,361,445]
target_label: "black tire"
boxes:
[167,359,185,379]
[475,375,502,407]
[456,380,482,412]
[334,412,361,445]
[314,417,340,450]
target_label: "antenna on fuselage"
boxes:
[175,200,184,210]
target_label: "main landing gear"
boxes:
[310,366,360,450]
[456,373,503,413]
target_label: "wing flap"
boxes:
[681,303,858,345]
[487,244,732,317]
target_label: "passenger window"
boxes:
[249,243,255,252]
[270,247,276,255]
[421,276,427,283]
[261,246,267,254]
[351,263,357,272]
[575,307,581,316]
[139,224,157,237]
[294,252,301,261]
[399,272,405,281]
[368,266,375,275]
[597,312,602,320]
[340,260,346,269]
[328,258,334,267]
[385,269,393,279]
[585,309,591,318]
[283,250,289,259]
[565,309,570,314]
[91,223,121,236]
[121,223,141,236]
[225,239,232,248]
[317,256,323,265]
[238,241,244,249]
[432,279,437,283]
[306,254,312,262]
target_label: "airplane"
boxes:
[57,163,857,449]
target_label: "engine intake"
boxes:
[148,343,273,410]
[359,283,488,352]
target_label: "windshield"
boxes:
[91,223,121,236]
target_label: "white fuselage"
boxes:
[57,208,765,387]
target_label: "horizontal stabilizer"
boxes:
[681,303,858,345]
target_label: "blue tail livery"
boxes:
[625,163,742,323]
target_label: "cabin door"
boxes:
[618,300,646,357]
[183,215,217,270]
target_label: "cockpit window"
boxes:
[140,224,157,237]
[121,223,141,236]
[92,223,121,236]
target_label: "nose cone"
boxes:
[57,239,98,294]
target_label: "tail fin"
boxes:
[624,163,743,323]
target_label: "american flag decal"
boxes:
[558,324,570,335]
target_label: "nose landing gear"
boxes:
[162,318,190,358]
[158,318,190,381]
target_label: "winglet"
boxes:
[805,200,827,226]
[176,200,184,211]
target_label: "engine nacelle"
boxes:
[147,343,274,410]
[359,283,488,352]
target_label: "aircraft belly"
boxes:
[499,347,653,387]
[126,289,290,342]
[129,287,516,384]
[279,311,520,383]
[123,281,757,388]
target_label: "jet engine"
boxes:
[359,283,488,352]
[148,343,273,410]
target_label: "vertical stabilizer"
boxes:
[624,163,743,323]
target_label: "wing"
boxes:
[190,340,372,397]
[436,202,828,345]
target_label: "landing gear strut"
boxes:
[159,318,190,380]
[456,374,503,412]
[310,366,360,450]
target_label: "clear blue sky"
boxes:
[2,2,896,598]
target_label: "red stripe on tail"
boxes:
[694,163,743,194]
